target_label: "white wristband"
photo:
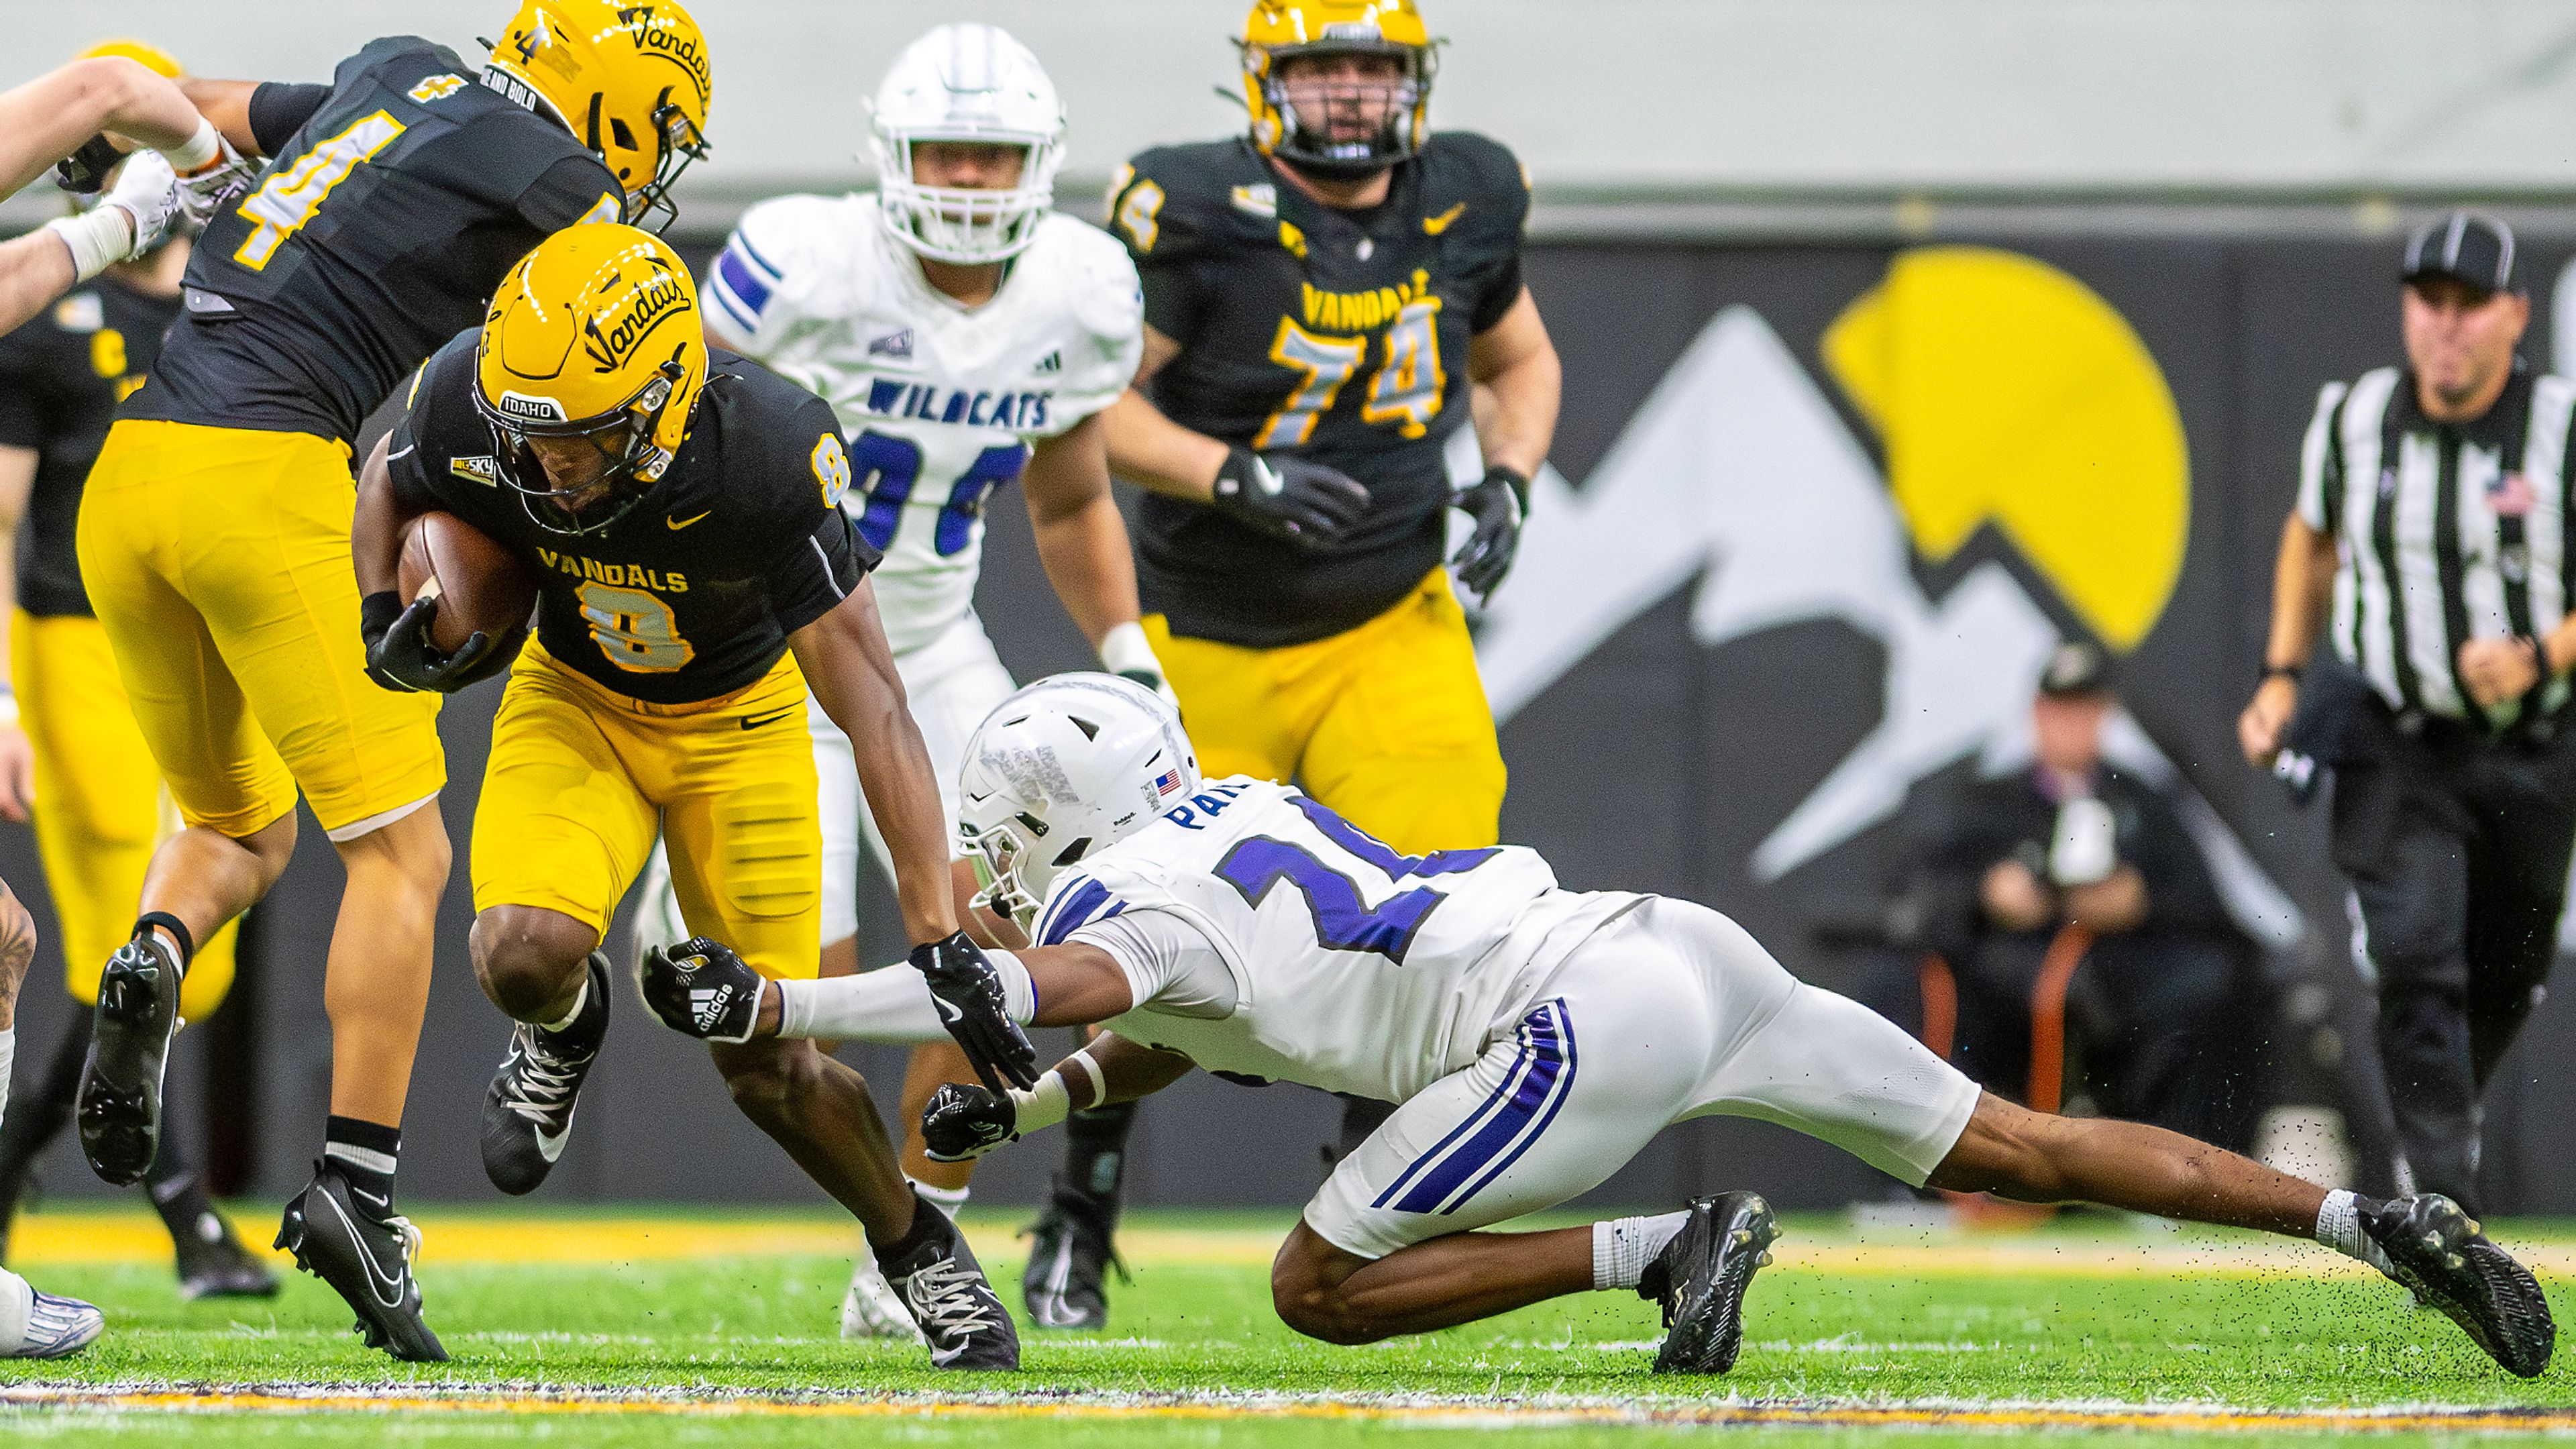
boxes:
[44,211,128,283]
[1008,1069,1071,1136]
[1098,620,1160,680]
[0,688,21,729]
[163,117,223,174]
[1060,1049,1106,1108]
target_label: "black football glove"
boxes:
[53,136,123,196]
[1450,464,1529,601]
[1210,445,1370,550]
[639,936,765,1043]
[363,590,519,694]
[910,931,1040,1091]
[920,1081,1019,1163]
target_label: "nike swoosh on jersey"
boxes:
[1423,202,1468,235]
[667,509,712,530]
[740,706,798,731]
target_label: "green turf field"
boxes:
[1,1206,2571,1446]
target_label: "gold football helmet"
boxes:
[1239,0,1438,179]
[474,223,706,535]
[486,0,712,231]
[76,38,184,78]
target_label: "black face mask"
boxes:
[1262,48,1431,181]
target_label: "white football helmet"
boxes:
[957,674,1199,934]
[869,24,1065,264]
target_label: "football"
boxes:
[396,511,536,657]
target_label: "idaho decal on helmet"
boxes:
[869,23,1067,265]
[474,223,706,536]
[1239,0,1439,180]
[486,0,713,232]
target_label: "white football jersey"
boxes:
[1032,777,1646,1104]
[706,197,1144,653]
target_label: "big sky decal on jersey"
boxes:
[1470,246,2299,945]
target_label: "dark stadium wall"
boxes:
[14,231,2576,1212]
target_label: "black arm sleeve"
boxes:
[247,83,333,157]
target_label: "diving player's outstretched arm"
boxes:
[790,580,962,948]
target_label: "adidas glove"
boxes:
[1210,445,1369,550]
[1450,464,1529,600]
[912,932,1040,1091]
[639,936,764,1043]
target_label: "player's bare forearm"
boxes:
[0,447,35,645]
[1103,376,1226,504]
[0,57,204,197]
[1011,942,1138,1026]
[1064,1032,1195,1107]
[2263,514,2336,672]
[1466,288,1560,480]
[177,79,264,159]
[791,582,959,944]
[1022,416,1143,647]
[351,433,427,596]
[0,232,78,338]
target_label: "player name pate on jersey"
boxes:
[1031,777,1642,1105]
[384,331,877,705]
[704,196,1143,655]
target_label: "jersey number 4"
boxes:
[849,431,1030,556]
[1214,799,1495,963]
[232,111,409,272]
[1255,300,1444,449]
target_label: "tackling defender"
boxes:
[0,44,266,1299]
[647,676,2557,1379]
[637,23,1160,1338]
[354,224,1018,1370]
[69,1,708,1360]
[1097,0,1562,1269]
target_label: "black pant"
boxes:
[2331,718,2576,1215]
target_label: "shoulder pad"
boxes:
[707,193,859,347]
[347,35,467,85]
[1419,132,1532,234]
[1108,141,1269,260]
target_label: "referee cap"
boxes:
[2402,211,2520,296]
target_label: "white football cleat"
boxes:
[841,1252,924,1342]
[0,1269,103,1358]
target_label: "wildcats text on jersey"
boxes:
[859,377,1053,431]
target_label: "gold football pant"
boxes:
[13,611,237,1019]
[76,419,446,840]
[472,640,823,981]
[1145,568,1506,854]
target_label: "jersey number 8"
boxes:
[580,582,694,673]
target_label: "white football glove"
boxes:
[172,138,256,229]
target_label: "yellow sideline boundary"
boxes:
[5,1385,2576,1433]
[17,1210,2576,1277]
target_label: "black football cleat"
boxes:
[1642,1191,1777,1375]
[480,953,610,1195]
[882,1197,1019,1370]
[1022,1173,1125,1330]
[276,1161,446,1362]
[173,1207,280,1301]
[76,932,184,1187]
[2364,1193,2555,1378]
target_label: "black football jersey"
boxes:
[1108,133,1529,647]
[127,37,621,445]
[386,333,878,705]
[0,278,181,617]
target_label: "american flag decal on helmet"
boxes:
[1153,768,1184,797]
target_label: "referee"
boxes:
[2239,211,2576,1214]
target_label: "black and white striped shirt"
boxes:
[2297,364,2576,724]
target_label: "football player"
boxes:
[352,224,1018,1371]
[0,42,268,1301]
[1099,0,1560,1207]
[647,676,2560,1381]
[0,878,100,1356]
[639,22,1159,1338]
[68,1,710,1360]
[0,49,228,335]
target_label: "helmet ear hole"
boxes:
[610,117,638,150]
[1067,714,1100,741]
[1051,837,1092,869]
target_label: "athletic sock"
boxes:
[910,1177,970,1219]
[1593,1211,1691,1290]
[2314,1189,2394,1274]
[538,975,606,1051]
[1057,1099,1138,1203]
[323,1116,402,1218]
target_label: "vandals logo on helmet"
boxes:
[619,5,711,105]
[582,265,691,372]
